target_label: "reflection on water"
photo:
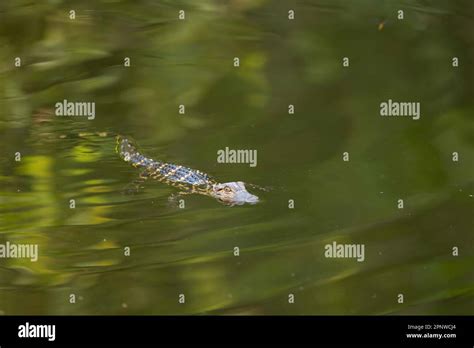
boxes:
[0,0,473,315]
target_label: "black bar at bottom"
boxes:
[0,315,472,346]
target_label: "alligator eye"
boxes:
[224,186,231,193]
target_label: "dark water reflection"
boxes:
[0,0,473,314]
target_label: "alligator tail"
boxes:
[116,135,155,168]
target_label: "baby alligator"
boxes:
[116,136,259,206]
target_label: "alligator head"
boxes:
[211,181,259,206]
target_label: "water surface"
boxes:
[0,0,473,314]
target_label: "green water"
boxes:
[0,0,473,315]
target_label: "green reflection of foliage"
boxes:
[0,0,473,315]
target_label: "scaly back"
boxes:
[116,135,216,189]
